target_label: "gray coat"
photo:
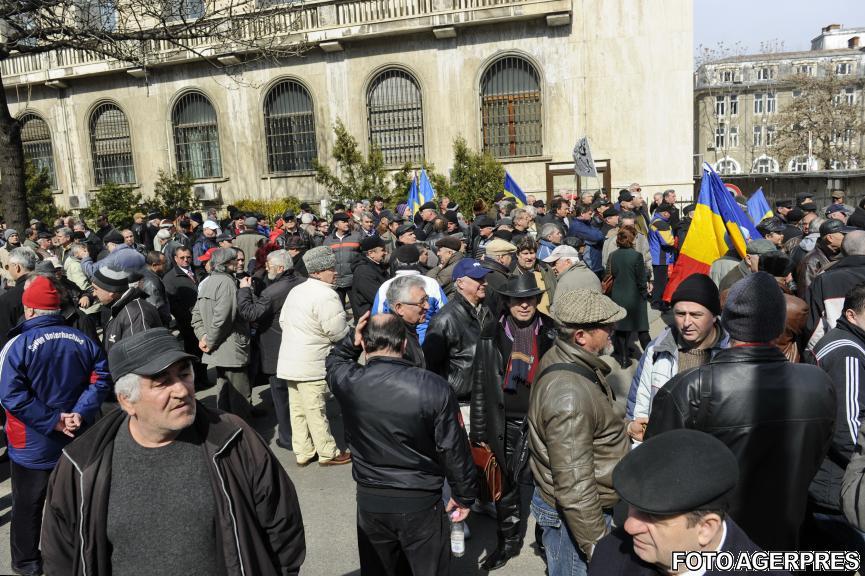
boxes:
[192,271,250,368]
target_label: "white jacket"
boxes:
[277,278,349,382]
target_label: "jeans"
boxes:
[531,488,611,576]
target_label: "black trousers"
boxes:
[357,502,450,576]
[495,417,532,548]
[10,461,52,573]
[652,264,668,307]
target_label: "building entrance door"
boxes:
[545,160,611,202]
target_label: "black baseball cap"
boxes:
[108,328,196,382]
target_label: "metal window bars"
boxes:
[172,92,223,179]
[366,69,424,166]
[19,113,57,187]
[264,80,318,173]
[480,55,542,158]
[89,103,136,185]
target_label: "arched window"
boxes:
[715,158,740,175]
[264,80,317,173]
[788,156,814,172]
[480,55,542,158]
[172,92,222,179]
[89,102,135,185]
[366,69,424,165]
[19,113,56,187]
[752,156,778,174]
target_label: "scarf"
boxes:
[503,315,541,393]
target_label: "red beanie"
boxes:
[22,276,61,310]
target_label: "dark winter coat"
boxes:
[163,264,199,335]
[645,346,836,551]
[609,247,649,332]
[41,404,306,576]
[236,271,305,375]
[470,313,556,471]
[323,231,363,289]
[350,255,389,319]
[103,288,164,351]
[138,268,172,326]
[806,255,865,350]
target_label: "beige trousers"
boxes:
[286,379,339,463]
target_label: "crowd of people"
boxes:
[0,182,863,575]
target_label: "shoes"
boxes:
[296,454,319,467]
[12,565,42,576]
[480,543,520,571]
[275,438,292,451]
[319,451,352,466]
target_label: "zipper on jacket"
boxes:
[212,428,245,576]
[64,452,90,576]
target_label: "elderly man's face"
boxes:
[673,301,716,346]
[766,231,784,247]
[509,296,538,323]
[624,507,720,572]
[829,211,848,223]
[438,247,455,267]
[121,361,196,440]
[203,227,216,239]
[554,257,575,276]
[367,246,386,264]
[392,286,429,326]
[399,231,417,245]
[334,220,350,233]
[93,284,120,306]
[361,217,374,231]
[826,231,845,250]
[517,249,536,270]
[313,267,337,285]
[122,231,135,246]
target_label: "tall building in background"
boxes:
[4,0,693,209]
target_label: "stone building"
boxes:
[4,0,693,210]
[694,24,865,201]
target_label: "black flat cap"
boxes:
[436,236,462,251]
[332,212,351,223]
[656,203,675,213]
[443,211,459,225]
[475,215,495,228]
[820,219,856,236]
[796,192,814,205]
[757,218,786,235]
[786,207,804,223]
[108,327,196,382]
[104,230,124,244]
[360,236,386,252]
[613,429,739,515]
[396,223,416,237]
[603,207,620,218]
[394,244,420,263]
[799,201,818,213]
[618,190,634,202]
[775,199,793,209]
[419,201,437,212]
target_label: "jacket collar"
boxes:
[10,313,66,337]
[110,287,145,316]
[836,316,865,343]
[482,258,510,274]
[552,338,611,377]
[712,345,787,364]
[62,402,242,471]
[835,255,865,270]
[366,355,414,368]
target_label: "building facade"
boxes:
[695,24,865,181]
[3,0,694,210]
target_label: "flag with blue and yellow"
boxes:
[503,171,527,206]
[662,166,762,301]
[746,187,773,224]
[407,175,421,214]
[407,169,436,215]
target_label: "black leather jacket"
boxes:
[645,346,835,551]
[423,292,490,400]
[325,336,478,505]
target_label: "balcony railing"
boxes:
[2,0,569,84]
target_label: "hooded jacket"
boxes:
[103,288,163,351]
[41,404,306,576]
[0,315,111,469]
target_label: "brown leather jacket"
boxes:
[797,239,840,298]
[528,338,628,557]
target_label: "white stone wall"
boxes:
[6,0,694,208]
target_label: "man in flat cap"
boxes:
[528,288,629,575]
[191,248,254,420]
[797,218,851,297]
[324,212,363,311]
[717,239,778,292]
[41,328,306,576]
[427,235,465,298]
[350,235,390,319]
[471,215,496,260]
[646,272,835,551]
[544,245,601,307]
[589,430,790,576]
[232,215,266,272]
[481,237,517,315]
[0,275,111,576]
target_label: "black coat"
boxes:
[103,288,164,351]
[589,518,790,575]
[0,282,25,347]
[423,293,491,400]
[470,313,556,468]
[350,256,389,319]
[325,336,478,505]
[481,258,511,318]
[163,265,198,333]
[236,271,305,375]
[849,206,865,230]
[645,346,835,551]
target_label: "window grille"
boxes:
[264,80,317,172]
[366,69,424,165]
[480,56,542,158]
[19,113,56,187]
[89,102,135,185]
[172,92,222,179]
[164,0,205,20]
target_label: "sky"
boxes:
[694,0,865,56]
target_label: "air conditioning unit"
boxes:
[193,182,218,201]
[68,194,90,209]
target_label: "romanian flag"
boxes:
[746,187,773,224]
[503,171,528,206]
[662,166,762,301]
[407,175,421,214]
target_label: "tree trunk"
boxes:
[0,70,29,232]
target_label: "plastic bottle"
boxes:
[450,519,465,557]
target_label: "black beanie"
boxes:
[670,273,721,316]
[722,272,786,343]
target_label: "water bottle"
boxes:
[450,519,465,557]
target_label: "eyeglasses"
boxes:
[399,296,429,307]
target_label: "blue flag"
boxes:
[418,169,436,211]
[503,171,527,206]
[407,175,421,214]
[746,187,773,225]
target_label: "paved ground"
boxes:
[0,307,666,575]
